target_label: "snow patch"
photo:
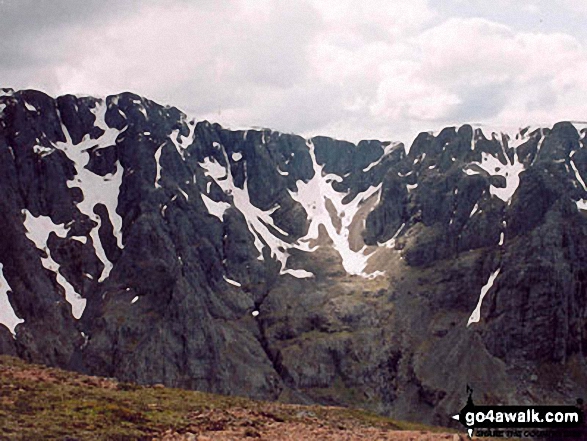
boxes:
[362,142,401,173]
[378,222,406,249]
[223,276,242,287]
[469,203,480,218]
[177,186,189,201]
[0,263,24,336]
[154,142,164,188]
[33,145,55,157]
[463,151,524,203]
[24,102,36,112]
[53,101,125,280]
[231,152,242,161]
[467,268,500,326]
[200,151,294,271]
[571,159,587,192]
[289,140,383,277]
[200,138,383,279]
[22,210,86,319]
[201,194,231,221]
[170,119,195,159]
[282,268,314,278]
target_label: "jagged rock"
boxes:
[0,89,586,429]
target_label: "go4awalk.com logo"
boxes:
[452,387,585,438]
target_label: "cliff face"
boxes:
[1,88,586,426]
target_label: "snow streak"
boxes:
[468,268,500,326]
[22,210,87,319]
[51,101,125,282]
[0,263,24,336]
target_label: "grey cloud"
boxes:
[0,0,139,36]
[0,0,144,69]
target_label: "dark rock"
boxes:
[2,89,587,430]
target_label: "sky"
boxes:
[2,0,587,145]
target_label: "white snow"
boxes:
[132,99,148,119]
[499,232,504,246]
[223,276,242,287]
[463,150,524,203]
[469,203,480,218]
[200,138,383,279]
[93,100,124,148]
[24,102,36,112]
[413,152,426,165]
[281,268,314,278]
[532,129,546,165]
[33,145,54,157]
[277,167,289,176]
[252,310,259,317]
[378,222,406,249]
[467,268,501,326]
[154,142,164,188]
[571,159,587,192]
[53,101,125,281]
[80,331,89,350]
[200,149,294,271]
[577,199,587,210]
[0,263,24,336]
[177,186,189,201]
[407,183,418,191]
[231,152,242,161]
[201,194,231,221]
[288,140,383,277]
[131,296,139,304]
[170,119,195,159]
[22,210,86,319]
[362,141,402,173]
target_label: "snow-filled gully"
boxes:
[198,139,385,279]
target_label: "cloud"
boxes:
[2,1,587,144]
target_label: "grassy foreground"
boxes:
[0,355,467,440]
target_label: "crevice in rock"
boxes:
[253,297,295,391]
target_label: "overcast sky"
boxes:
[2,0,587,144]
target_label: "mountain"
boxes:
[0,88,586,427]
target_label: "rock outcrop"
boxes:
[0,88,586,427]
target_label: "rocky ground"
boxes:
[0,355,469,440]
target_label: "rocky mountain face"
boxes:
[1,88,586,427]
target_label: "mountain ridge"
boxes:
[0,88,586,427]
